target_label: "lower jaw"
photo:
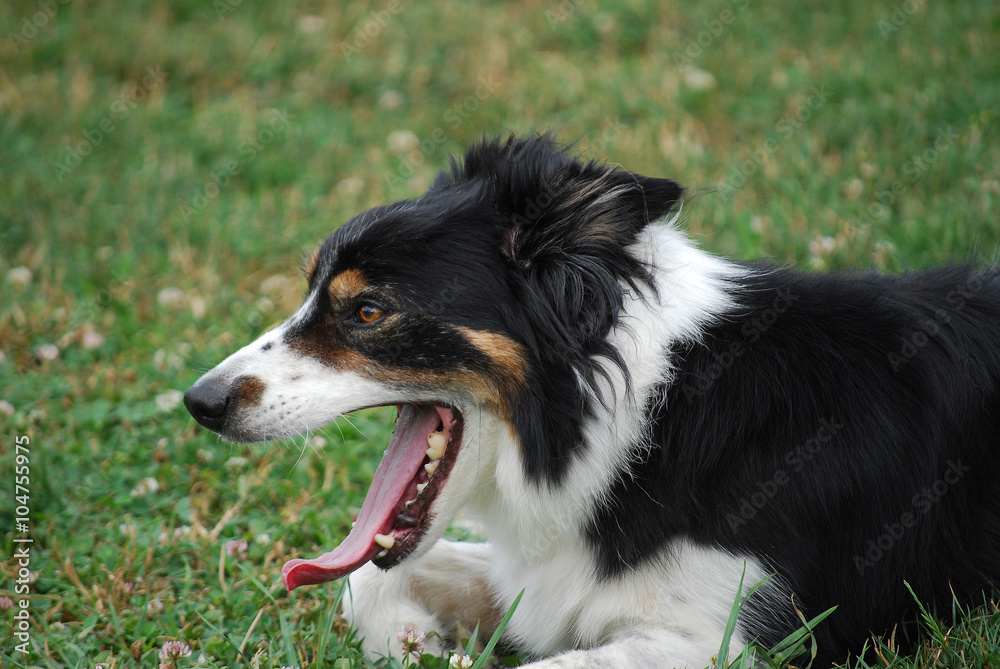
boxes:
[370,408,465,568]
[371,526,424,568]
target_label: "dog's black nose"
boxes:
[184,380,233,431]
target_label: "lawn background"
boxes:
[1,0,999,667]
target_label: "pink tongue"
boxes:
[281,405,444,590]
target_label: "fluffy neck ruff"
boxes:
[474,222,744,559]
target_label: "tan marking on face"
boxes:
[288,320,368,369]
[456,327,529,388]
[234,375,265,407]
[403,367,517,421]
[304,248,320,284]
[288,319,524,421]
[329,268,368,300]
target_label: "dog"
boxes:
[184,134,1000,667]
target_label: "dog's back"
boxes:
[591,263,1000,659]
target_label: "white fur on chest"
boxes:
[467,224,756,658]
[487,536,767,659]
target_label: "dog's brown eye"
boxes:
[356,304,384,324]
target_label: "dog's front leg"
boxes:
[521,629,726,669]
[343,539,501,661]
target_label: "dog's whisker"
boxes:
[338,412,371,442]
[328,416,348,448]
[291,421,313,470]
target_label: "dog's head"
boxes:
[184,134,683,589]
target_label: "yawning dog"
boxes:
[184,134,1000,667]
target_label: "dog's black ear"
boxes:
[501,170,683,268]
[474,135,684,362]
[499,164,682,351]
[457,135,683,260]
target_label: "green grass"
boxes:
[1,0,999,666]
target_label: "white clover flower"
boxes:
[81,331,105,349]
[225,456,248,471]
[156,389,184,412]
[306,435,327,449]
[190,297,207,320]
[159,640,192,665]
[396,624,426,655]
[7,266,32,286]
[224,539,248,559]
[157,287,185,308]
[683,67,717,91]
[147,599,165,617]
[36,343,60,361]
[387,129,419,154]
[130,477,160,497]
[296,14,326,33]
[449,654,474,669]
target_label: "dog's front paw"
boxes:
[343,562,444,661]
[515,652,605,669]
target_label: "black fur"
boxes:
[588,264,1000,662]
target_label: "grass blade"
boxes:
[470,589,523,669]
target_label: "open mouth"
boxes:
[281,404,463,590]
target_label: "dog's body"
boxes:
[185,135,1000,667]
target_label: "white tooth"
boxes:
[416,483,427,494]
[426,432,446,460]
[424,461,438,476]
[374,533,395,549]
[405,499,414,507]
[376,550,388,559]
